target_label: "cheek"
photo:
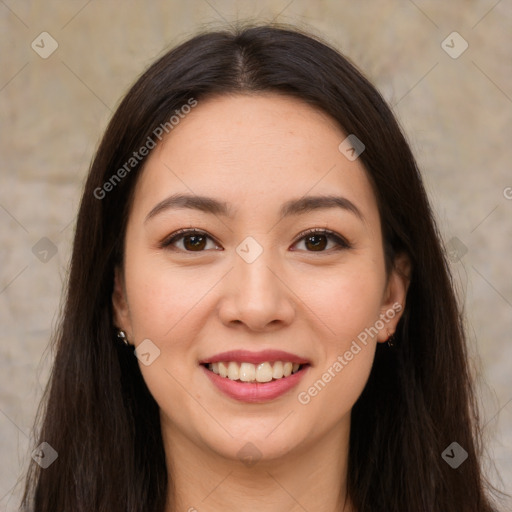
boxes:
[295,266,381,421]
[292,260,384,408]
[123,254,211,415]
[124,249,215,341]
[124,242,386,354]
[298,342,375,429]
[293,261,385,344]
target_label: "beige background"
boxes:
[1,1,511,509]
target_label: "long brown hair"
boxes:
[20,22,506,511]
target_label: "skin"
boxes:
[112,93,410,512]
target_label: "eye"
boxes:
[160,228,221,252]
[291,228,351,252]
[160,227,351,253]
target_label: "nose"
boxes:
[217,247,296,332]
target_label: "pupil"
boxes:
[306,234,326,251]
[185,235,206,250]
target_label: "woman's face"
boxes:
[113,93,409,463]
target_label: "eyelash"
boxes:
[160,227,351,253]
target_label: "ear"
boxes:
[376,252,411,343]
[112,265,131,336]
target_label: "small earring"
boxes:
[386,329,395,348]
[117,329,130,346]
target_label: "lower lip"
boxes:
[201,364,310,403]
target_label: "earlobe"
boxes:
[377,252,412,343]
[112,265,130,332]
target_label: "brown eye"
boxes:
[292,229,351,252]
[304,233,328,251]
[182,234,207,251]
[161,229,219,252]
[161,228,350,254]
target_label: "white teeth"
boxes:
[206,361,303,383]
[227,361,239,380]
[272,361,284,379]
[218,361,228,377]
[255,362,273,382]
[239,362,256,382]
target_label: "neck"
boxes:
[161,415,355,512]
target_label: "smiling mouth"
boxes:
[201,361,309,383]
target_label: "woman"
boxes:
[20,23,505,512]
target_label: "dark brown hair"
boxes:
[20,22,506,512]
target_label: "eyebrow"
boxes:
[144,193,364,223]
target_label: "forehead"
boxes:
[130,93,379,227]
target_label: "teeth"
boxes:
[207,361,303,383]
[227,361,239,380]
[272,361,283,379]
[255,362,273,382]
[239,362,256,382]
[218,361,228,378]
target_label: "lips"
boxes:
[200,350,310,403]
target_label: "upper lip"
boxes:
[199,349,310,365]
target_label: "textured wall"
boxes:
[1,1,511,509]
